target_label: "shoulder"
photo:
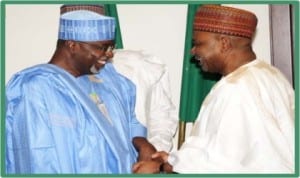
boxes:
[113,49,166,69]
[100,63,136,91]
[112,49,167,84]
[226,60,293,91]
[6,64,70,100]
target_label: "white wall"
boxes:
[5,4,271,149]
[117,4,187,124]
[6,4,60,79]
[226,4,271,61]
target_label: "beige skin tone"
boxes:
[132,30,257,174]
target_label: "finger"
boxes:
[152,151,168,162]
[152,156,164,163]
[151,152,161,158]
[152,151,166,159]
[132,162,141,172]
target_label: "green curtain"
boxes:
[104,4,123,49]
[179,4,220,123]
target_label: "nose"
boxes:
[105,49,114,59]
[97,48,114,61]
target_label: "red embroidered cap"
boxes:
[60,5,105,15]
[194,5,258,38]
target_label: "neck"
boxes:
[49,50,81,77]
[222,48,256,76]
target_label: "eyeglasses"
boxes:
[78,41,115,53]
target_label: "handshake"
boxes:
[132,151,173,174]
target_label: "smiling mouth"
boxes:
[93,56,107,66]
[195,56,203,65]
[97,59,106,65]
[89,57,107,74]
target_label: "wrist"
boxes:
[132,137,148,151]
[133,137,156,152]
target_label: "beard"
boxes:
[89,55,111,74]
[195,56,209,72]
[90,64,100,74]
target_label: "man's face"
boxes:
[191,31,223,74]
[75,40,115,74]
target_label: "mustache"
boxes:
[193,56,204,67]
[194,56,203,62]
[89,55,112,74]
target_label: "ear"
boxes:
[219,35,232,53]
[65,40,77,53]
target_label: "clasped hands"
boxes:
[132,151,172,173]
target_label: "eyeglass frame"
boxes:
[77,41,115,53]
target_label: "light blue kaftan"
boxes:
[5,63,146,174]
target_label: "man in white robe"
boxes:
[133,4,294,174]
[112,50,178,152]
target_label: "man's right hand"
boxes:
[152,151,173,173]
[132,160,162,173]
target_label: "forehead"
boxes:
[85,40,115,45]
[193,31,216,41]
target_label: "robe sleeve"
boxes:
[168,83,293,173]
[6,76,60,173]
[147,68,178,152]
[126,78,147,139]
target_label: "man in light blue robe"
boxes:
[5,9,148,174]
[77,62,148,170]
[60,4,178,155]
